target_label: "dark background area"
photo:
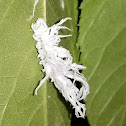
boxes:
[71,0,90,125]
[71,114,90,126]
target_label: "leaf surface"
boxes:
[0,0,78,126]
[77,0,126,126]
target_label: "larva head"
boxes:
[31,18,48,34]
[48,26,59,36]
[54,47,72,64]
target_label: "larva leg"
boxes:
[74,75,89,94]
[56,17,72,26]
[73,75,89,100]
[57,26,72,31]
[65,72,89,99]
[35,75,49,95]
[72,71,76,85]
[51,26,71,31]
[66,71,89,92]
[52,26,71,31]
[56,34,72,38]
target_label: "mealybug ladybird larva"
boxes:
[31,18,89,118]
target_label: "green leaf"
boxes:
[0,0,78,126]
[77,0,126,126]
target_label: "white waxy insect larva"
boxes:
[31,18,90,118]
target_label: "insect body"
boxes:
[31,18,89,118]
